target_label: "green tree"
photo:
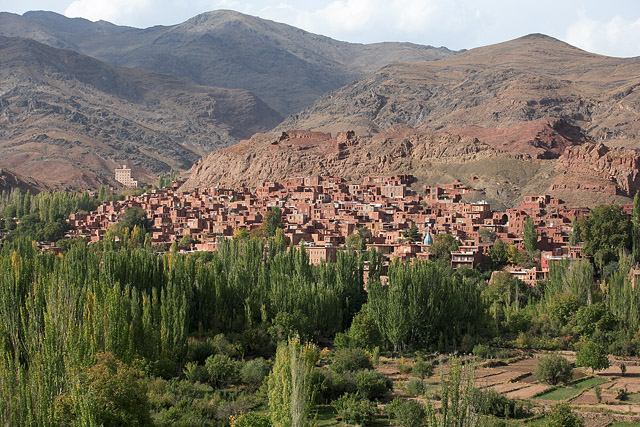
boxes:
[581,204,631,269]
[403,225,421,243]
[205,354,240,387]
[569,216,581,247]
[576,342,609,373]
[478,228,497,243]
[633,194,640,264]
[546,403,584,427]
[489,238,508,268]
[119,207,149,232]
[345,311,382,350]
[523,217,538,258]
[535,354,573,385]
[55,352,152,427]
[389,399,427,427]
[430,233,459,263]
[267,337,318,427]
[263,206,283,238]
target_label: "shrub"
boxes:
[183,362,210,383]
[470,388,522,418]
[240,358,270,390]
[355,370,392,400]
[575,341,609,373]
[405,379,424,397]
[412,359,433,381]
[331,347,373,373]
[535,354,573,385]
[212,333,239,358]
[311,369,357,403]
[472,344,492,359]
[205,354,240,387]
[186,338,216,364]
[229,412,271,427]
[546,403,584,427]
[333,393,376,425]
[387,398,427,427]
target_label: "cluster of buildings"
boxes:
[67,174,597,284]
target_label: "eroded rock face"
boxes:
[555,143,640,196]
[182,127,500,191]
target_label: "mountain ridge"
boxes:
[0,35,282,188]
[0,10,457,115]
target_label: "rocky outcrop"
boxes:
[0,168,48,194]
[554,143,640,196]
[183,127,501,191]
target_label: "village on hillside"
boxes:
[66,172,614,286]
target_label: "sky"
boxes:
[2,0,640,57]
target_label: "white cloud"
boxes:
[566,15,640,57]
[64,0,152,25]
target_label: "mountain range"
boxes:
[1,10,640,207]
[0,10,455,116]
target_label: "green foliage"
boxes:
[230,412,272,427]
[336,310,382,350]
[523,217,538,258]
[367,259,485,352]
[535,354,573,385]
[425,356,478,427]
[403,225,421,242]
[119,207,150,232]
[333,393,376,426]
[489,238,508,267]
[581,204,631,268]
[331,347,373,373]
[388,398,427,427]
[267,337,318,427]
[430,233,459,263]
[546,403,584,427]
[470,388,522,418]
[575,341,609,373]
[405,378,425,397]
[240,358,271,390]
[412,358,434,381]
[262,206,283,237]
[354,369,392,400]
[183,362,210,383]
[205,354,240,387]
[55,352,152,427]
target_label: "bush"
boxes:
[575,341,609,373]
[240,358,270,390]
[546,403,584,427]
[205,354,240,387]
[472,344,492,359]
[412,359,433,380]
[186,338,216,364]
[183,362,210,383]
[388,398,426,427]
[229,412,271,427]
[331,347,373,373]
[212,334,239,358]
[355,370,392,400]
[333,393,376,425]
[311,369,357,403]
[470,388,522,418]
[405,379,424,397]
[535,354,573,385]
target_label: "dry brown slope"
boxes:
[0,36,282,189]
[184,127,560,208]
[278,34,640,147]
